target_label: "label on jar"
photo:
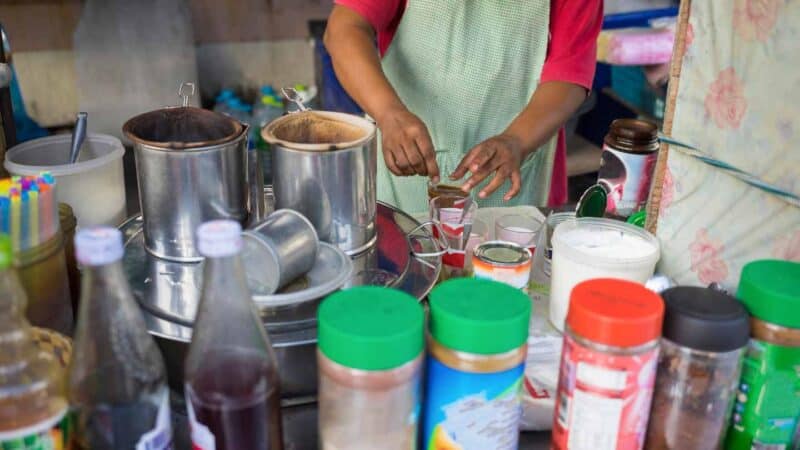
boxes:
[725,339,800,450]
[552,333,659,450]
[422,355,524,450]
[473,259,531,291]
[136,389,173,450]
[0,409,68,450]
[597,144,658,218]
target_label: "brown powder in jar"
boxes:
[645,342,742,450]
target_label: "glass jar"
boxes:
[645,287,750,450]
[726,260,800,450]
[58,203,79,316]
[318,287,424,450]
[14,231,72,335]
[423,278,530,449]
[598,118,660,219]
[552,278,664,450]
[529,211,574,302]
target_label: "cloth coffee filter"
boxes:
[262,111,375,152]
[123,106,244,149]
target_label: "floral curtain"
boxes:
[653,0,800,288]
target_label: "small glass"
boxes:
[495,214,543,252]
[429,195,477,252]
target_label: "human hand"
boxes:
[450,134,526,201]
[376,107,439,182]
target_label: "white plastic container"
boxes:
[549,218,660,331]
[4,134,126,227]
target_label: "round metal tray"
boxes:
[120,201,440,337]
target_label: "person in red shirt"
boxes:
[325,0,602,214]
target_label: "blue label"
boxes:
[422,355,523,450]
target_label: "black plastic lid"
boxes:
[661,286,750,352]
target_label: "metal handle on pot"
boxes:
[406,220,449,259]
[178,82,195,107]
[281,87,309,112]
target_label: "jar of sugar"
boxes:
[549,218,660,331]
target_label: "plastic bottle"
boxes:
[68,227,172,450]
[251,94,283,148]
[0,235,69,449]
[184,220,283,450]
[213,89,236,115]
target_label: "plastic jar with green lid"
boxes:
[317,286,424,450]
[726,259,800,450]
[423,278,531,449]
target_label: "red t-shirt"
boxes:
[334,0,603,206]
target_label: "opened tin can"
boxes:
[472,241,532,291]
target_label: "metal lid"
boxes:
[473,240,531,266]
[122,106,245,150]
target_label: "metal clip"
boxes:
[178,82,195,107]
[281,87,309,112]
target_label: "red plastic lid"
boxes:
[567,278,664,348]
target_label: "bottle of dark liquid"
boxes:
[68,227,172,450]
[185,220,283,450]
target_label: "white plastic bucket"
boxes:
[4,134,126,227]
[549,217,660,331]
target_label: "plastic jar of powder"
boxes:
[644,286,750,449]
[317,287,424,450]
[725,260,800,450]
[422,278,531,449]
[552,278,664,450]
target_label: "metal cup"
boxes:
[242,209,319,293]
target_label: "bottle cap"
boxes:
[75,227,124,266]
[738,259,800,328]
[428,278,531,355]
[197,220,242,258]
[0,234,11,270]
[318,287,424,371]
[661,286,750,352]
[567,278,664,347]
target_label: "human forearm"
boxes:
[503,81,587,157]
[323,6,407,122]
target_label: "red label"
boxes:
[552,333,658,450]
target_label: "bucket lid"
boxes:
[660,286,750,352]
[567,278,664,348]
[318,287,424,370]
[429,278,531,355]
[122,106,245,150]
[738,259,800,328]
[261,111,375,152]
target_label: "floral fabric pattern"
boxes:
[655,0,800,289]
[733,0,781,42]
[689,229,729,284]
[704,68,747,130]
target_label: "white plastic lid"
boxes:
[75,227,125,266]
[197,220,242,258]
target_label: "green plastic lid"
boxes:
[627,210,647,228]
[429,278,531,355]
[318,287,424,370]
[0,234,10,270]
[738,259,800,328]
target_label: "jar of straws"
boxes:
[1,173,73,334]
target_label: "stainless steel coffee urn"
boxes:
[262,111,377,255]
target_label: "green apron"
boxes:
[378,0,557,215]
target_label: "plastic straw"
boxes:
[0,174,58,252]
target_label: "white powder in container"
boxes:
[549,218,660,331]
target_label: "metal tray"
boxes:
[120,201,441,336]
